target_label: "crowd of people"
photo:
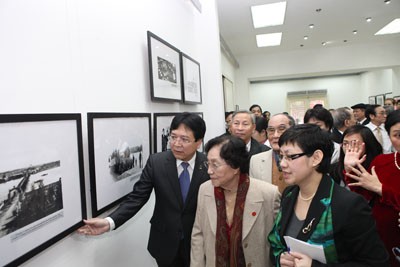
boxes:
[77,100,400,267]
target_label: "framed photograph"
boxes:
[148,31,182,102]
[153,112,204,153]
[87,113,151,217]
[376,94,384,106]
[384,92,393,99]
[0,114,86,267]
[368,96,376,105]
[181,52,202,104]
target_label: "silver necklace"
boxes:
[395,152,400,171]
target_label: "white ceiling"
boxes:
[216,0,400,57]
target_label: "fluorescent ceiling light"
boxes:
[375,18,400,35]
[256,33,282,47]
[251,2,286,28]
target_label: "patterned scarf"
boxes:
[268,178,338,266]
[214,173,249,267]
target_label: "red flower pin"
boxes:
[251,212,257,216]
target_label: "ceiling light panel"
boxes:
[256,33,282,47]
[251,2,287,28]
[375,18,400,35]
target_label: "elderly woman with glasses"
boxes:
[268,124,389,267]
[191,135,280,267]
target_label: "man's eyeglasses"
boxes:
[267,126,287,135]
[169,135,194,144]
[203,161,227,170]
[279,152,308,162]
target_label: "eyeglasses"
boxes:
[267,126,287,135]
[169,135,194,144]
[203,161,227,170]
[279,152,308,162]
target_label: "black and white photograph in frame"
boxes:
[0,114,86,267]
[368,96,376,105]
[87,113,151,217]
[148,31,182,102]
[153,112,204,154]
[181,52,202,104]
[376,94,384,106]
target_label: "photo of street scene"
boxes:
[0,161,63,238]
[108,142,144,180]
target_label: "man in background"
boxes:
[250,113,294,193]
[351,103,369,125]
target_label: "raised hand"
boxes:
[346,163,382,196]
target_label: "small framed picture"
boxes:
[147,31,182,102]
[368,96,376,105]
[0,113,86,267]
[181,52,202,104]
[376,94,384,106]
[87,113,151,216]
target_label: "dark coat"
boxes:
[110,150,209,265]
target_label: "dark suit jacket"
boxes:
[330,127,343,144]
[109,150,209,265]
[249,138,269,158]
[274,175,389,266]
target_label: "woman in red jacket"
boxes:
[346,109,400,266]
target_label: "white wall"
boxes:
[250,74,362,114]
[0,0,224,266]
[232,40,400,109]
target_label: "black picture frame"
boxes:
[87,113,151,217]
[148,31,182,102]
[368,96,376,105]
[376,94,384,106]
[181,52,202,104]
[0,113,86,267]
[153,112,204,154]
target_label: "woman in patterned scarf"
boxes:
[268,124,388,267]
[191,135,280,267]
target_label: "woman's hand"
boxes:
[288,251,312,267]
[280,251,296,267]
[76,218,110,236]
[343,140,366,173]
[346,163,382,196]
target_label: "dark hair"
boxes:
[303,107,334,131]
[249,104,262,113]
[205,135,249,174]
[337,125,382,177]
[225,111,234,120]
[278,124,333,173]
[385,109,400,133]
[365,104,380,119]
[170,112,206,141]
[254,116,268,133]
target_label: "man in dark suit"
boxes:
[351,103,369,125]
[330,107,356,144]
[230,110,269,158]
[78,113,209,267]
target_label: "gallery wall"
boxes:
[228,40,400,109]
[0,0,224,266]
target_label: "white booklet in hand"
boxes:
[284,236,326,264]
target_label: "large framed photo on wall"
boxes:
[0,114,86,267]
[148,31,182,102]
[181,52,202,104]
[153,112,204,154]
[87,113,151,217]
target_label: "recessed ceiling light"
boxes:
[304,36,308,40]
[322,42,327,46]
[300,44,304,47]
[256,33,282,47]
[366,17,372,22]
[375,18,400,35]
[251,2,287,28]
[353,30,358,34]
[384,0,391,4]
[309,24,315,29]
[316,8,322,12]
[344,40,348,42]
